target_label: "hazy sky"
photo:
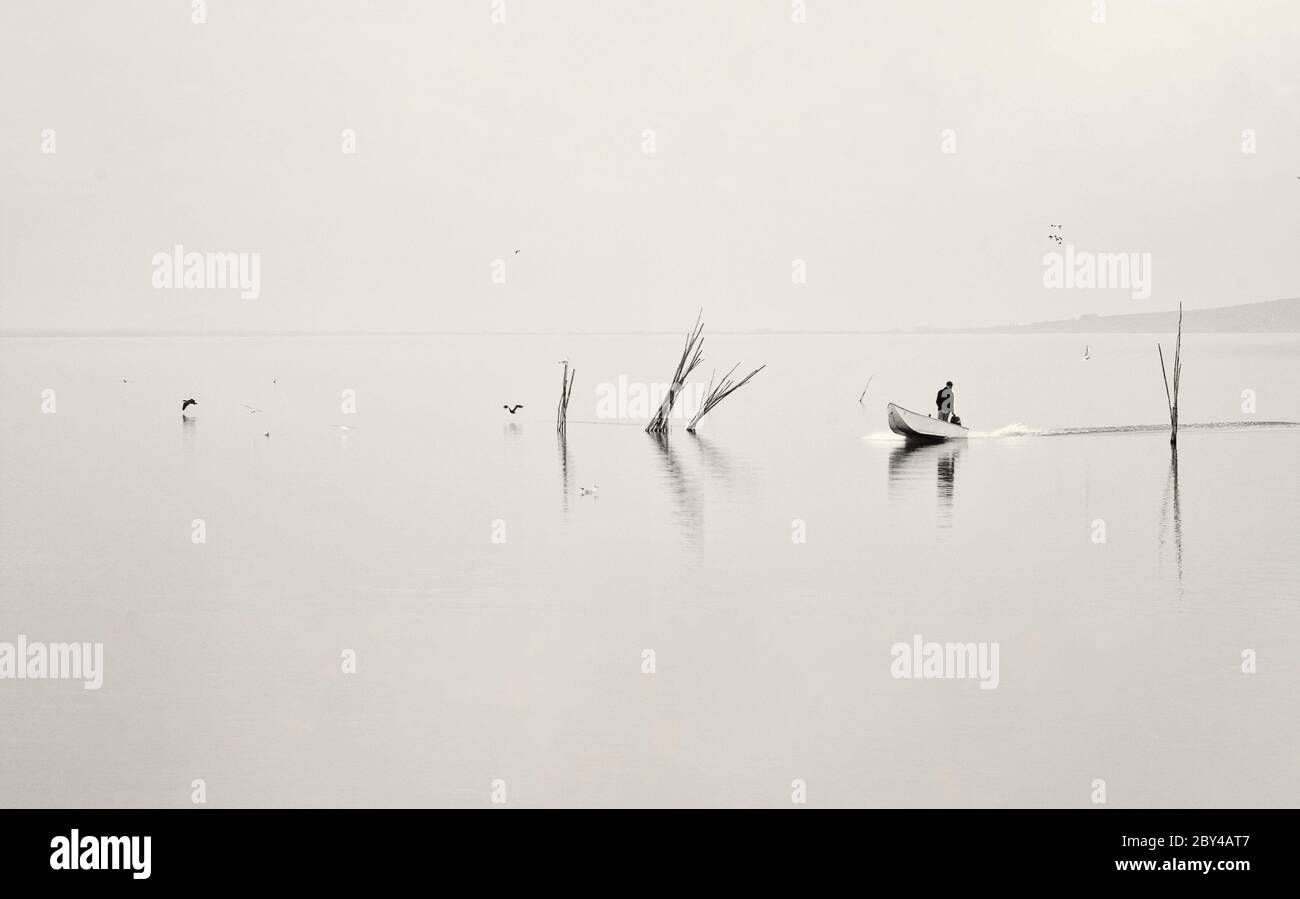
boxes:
[1,1,1297,333]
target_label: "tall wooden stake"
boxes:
[1157,303,1183,446]
[556,362,575,432]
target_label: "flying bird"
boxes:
[579,485,599,496]
[243,404,262,413]
[181,398,197,411]
[503,404,524,414]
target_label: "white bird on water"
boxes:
[1082,345,1091,362]
[579,485,599,497]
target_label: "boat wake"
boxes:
[867,420,1300,442]
[976,421,1300,439]
[970,422,1036,438]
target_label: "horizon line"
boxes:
[4,297,1293,339]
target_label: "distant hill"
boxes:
[937,297,1300,334]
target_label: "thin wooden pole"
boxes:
[1157,303,1183,446]
[1158,344,1172,413]
[556,363,575,431]
[1171,303,1182,445]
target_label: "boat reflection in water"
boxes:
[888,442,961,524]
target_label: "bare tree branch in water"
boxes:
[686,363,765,432]
[1158,303,1184,445]
[646,312,705,433]
[556,362,576,432]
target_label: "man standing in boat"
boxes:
[936,381,954,422]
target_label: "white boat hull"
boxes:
[886,402,969,442]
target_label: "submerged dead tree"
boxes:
[556,362,576,431]
[1157,303,1184,446]
[646,311,765,433]
[686,363,765,432]
[645,313,705,433]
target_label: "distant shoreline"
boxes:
[4,297,1296,338]
[928,296,1299,335]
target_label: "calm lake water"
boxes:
[1,332,1297,807]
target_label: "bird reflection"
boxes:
[181,416,197,456]
[888,443,960,524]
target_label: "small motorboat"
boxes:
[886,402,969,443]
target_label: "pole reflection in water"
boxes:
[557,428,570,517]
[1160,443,1184,596]
[648,430,702,540]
